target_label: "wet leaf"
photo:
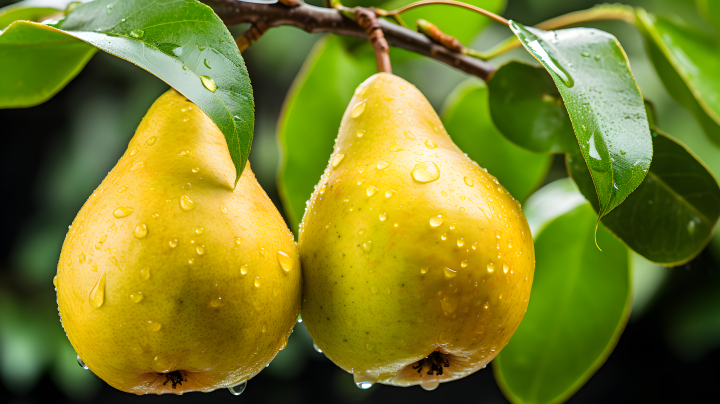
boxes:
[636,9,720,146]
[509,22,652,219]
[568,130,720,265]
[442,78,551,202]
[495,182,630,404]
[0,0,253,182]
[278,36,376,232]
[487,61,577,154]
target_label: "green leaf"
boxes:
[568,130,720,265]
[278,36,377,232]
[521,177,587,237]
[0,21,96,107]
[495,188,631,404]
[509,22,652,219]
[441,78,551,202]
[0,0,68,30]
[0,0,253,182]
[696,0,720,33]
[636,9,720,145]
[487,61,576,154]
[378,0,505,44]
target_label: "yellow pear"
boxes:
[298,73,534,390]
[54,89,301,395]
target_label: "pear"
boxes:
[54,89,301,395]
[298,73,534,389]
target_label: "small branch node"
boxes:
[235,20,269,53]
[416,19,467,53]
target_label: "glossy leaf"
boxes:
[487,61,576,154]
[509,22,652,219]
[0,0,253,181]
[0,0,71,30]
[278,36,376,232]
[442,79,551,202]
[378,0,505,44]
[636,9,720,145]
[495,188,631,404]
[521,177,587,237]
[568,130,720,265]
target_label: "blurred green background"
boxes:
[1,0,720,402]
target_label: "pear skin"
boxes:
[55,89,301,394]
[299,73,534,389]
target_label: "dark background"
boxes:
[1,0,720,402]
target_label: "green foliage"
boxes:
[509,22,652,220]
[278,36,377,231]
[442,78,551,202]
[569,131,720,265]
[495,179,631,404]
[0,0,254,181]
[488,62,576,154]
[636,9,720,146]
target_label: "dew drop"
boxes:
[228,380,247,396]
[195,227,204,235]
[79,253,86,264]
[366,185,378,196]
[429,215,444,228]
[464,176,474,187]
[196,246,205,255]
[200,76,217,92]
[420,267,429,274]
[362,241,373,252]
[113,206,134,218]
[444,267,457,278]
[221,206,228,214]
[399,85,407,90]
[457,238,465,247]
[108,256,118,266]
[169,239,178,248]
[89,272,106,309]
[331,153,345,168]
[192,167,200,173]
[240,265,249,276]
[105,4,113,14]
[377,161,389,169]
[77,355,89,370]
[424,139,438,149]
[117,186,128,193]
[180,195,195,211]
[461,260,468,268]
[441,233,447,241]
[503,262,509,274]
[366,343,375,351]
[313,342,322,353]
[130,29,144,39]
[140,267,150,281]
[145,136,157,146]
[278,251,293,273]
[90,263,98,272]
[351,101,366,118]
[411,162,440,183]
[145,320,162,332]
[254,277,261,288]
[385,190,395,198]
[53,275,58,287]
[129,292,143,303]
[354,374,376,389]
[371,286,378,294]
[379,213,387,221]
[236,237,242,244]
[487,262,495,273]
[421,380,440,391]
[384,94,395,101]
[134,223,148,239]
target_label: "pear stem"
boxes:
[355,8,393,73]
[201,0,496,81]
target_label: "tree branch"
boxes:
[202,0,496,81]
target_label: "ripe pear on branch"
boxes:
[299,73,534,390]
[55,89,301,395]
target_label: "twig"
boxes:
[201,0,496,81]
[378,0,509,26]
[355,8,392,73]
[236,21,268,52]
